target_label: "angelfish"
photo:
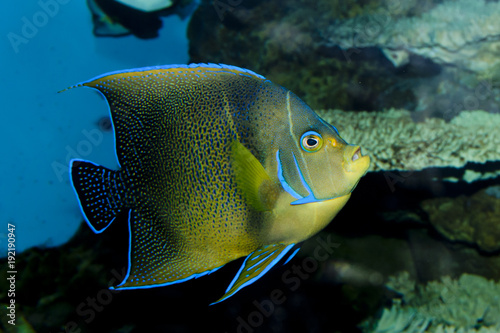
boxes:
[67,63,370,304]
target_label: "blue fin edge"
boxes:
[283,247,301,265]
[77,63,266,87]
[69,158,115,234]
[276,150,302,200]
[110,209,224,290]
[276,149,348,205]
[210,243,296,305]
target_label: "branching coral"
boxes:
[361,272,500,333]
[326,0,500,76]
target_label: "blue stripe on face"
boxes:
[277,149,344,205]
[276,150,302,199]
[289,152,321,205]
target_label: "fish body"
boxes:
[68,63,370,303]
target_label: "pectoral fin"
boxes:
[211,243,296,305]
[230,140,278,211]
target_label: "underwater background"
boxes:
[1,0,500,332]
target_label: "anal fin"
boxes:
[211,243,296,305]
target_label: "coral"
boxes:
[421,188,500,252]
[316,109,500,173]
[370,306,430,333]
[326,0,500,76]
[361,272,500,333]
[188,0,438,111]
[189,0,500,114]
[320,0,500,115]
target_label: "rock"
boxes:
[421,188,500,252]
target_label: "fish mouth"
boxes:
[344,145,370,173]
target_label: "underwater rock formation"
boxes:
[317,109,500,173]
[327,0,500,75]
[188,0,500,114]
[361,271,500,333]
[421,187,500,253]
[322,0,500,115]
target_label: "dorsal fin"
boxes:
[62,63,266,91]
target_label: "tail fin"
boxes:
[70,159,123,233]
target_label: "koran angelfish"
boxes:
[67,63,370,304]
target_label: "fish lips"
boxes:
[344,145,370,174]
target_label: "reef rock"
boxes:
[421,187,500,252]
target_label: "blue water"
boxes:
[0,0,190,255]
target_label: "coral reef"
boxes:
[188,0,427,111]
[326,0,500,76]
[316,109,500,173]
[361,271,500,333]
[421,188,500,252]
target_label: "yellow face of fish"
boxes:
[268,91,370,206]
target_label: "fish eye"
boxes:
[300,131,323,152]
